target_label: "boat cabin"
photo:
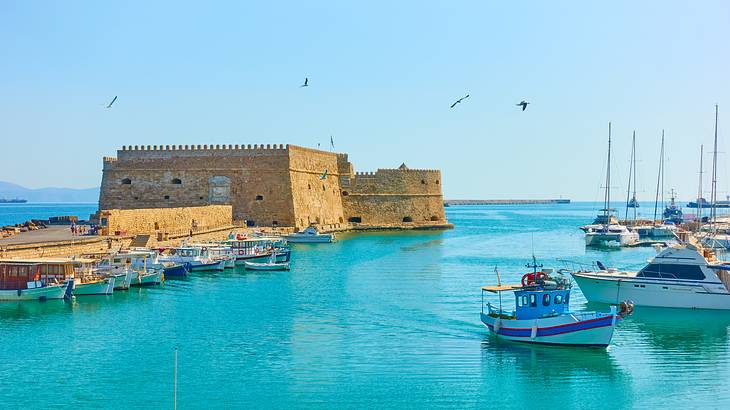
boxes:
[0,258,96,289]
[224,238,283,255]
[169,247,206,258]
[513,289,570,320]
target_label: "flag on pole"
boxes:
[320,169,328,180]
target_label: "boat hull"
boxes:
[0,282,72,301]
[572,273,730,310]
[286,236,333,243]
[480,311,616,347]
[163,264,189,278]
[243,261,290,271]
[234,252,288,265]
[130,271,163,287]
[585,232,638,247]
[189,261,226,272]
[73,278,115,295]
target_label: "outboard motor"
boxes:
[618,300,634,317]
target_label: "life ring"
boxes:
[238,250,244,256]
[521,271,547,287]
[202,247,207,252]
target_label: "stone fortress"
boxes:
[98,144,450,234]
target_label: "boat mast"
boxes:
[698,144,704,226]
[711,105,719,233]
[633,132,638,221]
[624,131,635,221]
[653,131,665,223]
[604,122,612,227]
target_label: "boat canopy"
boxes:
[481,284,523,293]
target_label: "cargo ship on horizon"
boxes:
[0,198,28,204]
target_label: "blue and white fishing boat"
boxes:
[480,258,632,347]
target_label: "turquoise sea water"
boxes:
[1,202,730,409]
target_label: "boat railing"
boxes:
[556,259,598,273]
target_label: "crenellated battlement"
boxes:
[120,143,289,151]
[355,168,440,176]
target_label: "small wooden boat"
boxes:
[480,258,632,347]
[244,253,290,271]
[73,277,115,295]
[130,269,163,287]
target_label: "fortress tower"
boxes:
[99,144,448,231]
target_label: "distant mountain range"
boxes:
[0,181,99,203]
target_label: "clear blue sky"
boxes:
[1,1,728,200]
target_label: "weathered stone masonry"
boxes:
[99,144,449,231]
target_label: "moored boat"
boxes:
[243,253,290,271]
[570,244,730,310]
[0,261,73,301]
[159,247,226,272]
[284,226,334,243]
[480,259,631,347]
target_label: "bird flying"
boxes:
[450,94,469,109]
[516,100,530,111]
[106,96,118,109]
[300,77,309,87]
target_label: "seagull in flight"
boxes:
[516,100,530,111]
[300,77,309,87]
[450,94,469,109]
[106,96,118,109]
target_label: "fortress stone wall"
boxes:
[99,144,449,231]
[99,205,233,236]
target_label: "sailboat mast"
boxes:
[633,132,638,221]
[604,122,612,225]
[625,131,635,221]
[661,130,665,211]
[698,144,704,226]
[653,131,664,223]
[711,105,719,231]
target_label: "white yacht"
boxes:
[584,224,639,247]
[284,226,334,243]
[571,244,730,310]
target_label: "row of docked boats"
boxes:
[0,232,304,301]
[580,124,685,248]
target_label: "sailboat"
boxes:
[637,131,678,239]
[584,123,640,247]
[699,105,729,249]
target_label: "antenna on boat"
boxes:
[494,266,503,313]
[173,347,178,410]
